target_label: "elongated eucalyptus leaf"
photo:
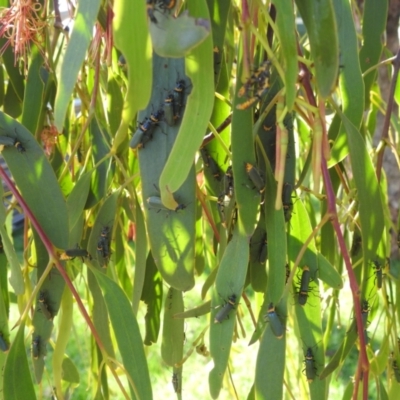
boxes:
[294,306,326,399]
[231,47,260,237]
[295,0,339,97]
[272,0,298,110]
[92,269,153,400]
[287,199,318,277]
[150,10,210,58]
[54,0,102,130]
[3,323,37,400]
[359,0,388,108]
[21,48,47,135]
[255,325,286,400]
[85,118,113,209]
[112,0,152,151]
[209,230,249,398]
[0,224,22,295]
[139,55,195,291]
[329,0,364,166]
[141,253,162,345]
[132,196,149,315]
[263,161,286,302]
[67,170,92,235]
[338,111,384,261]
[159,0,214,200]
[0,113,69,249]
[87,191,120,269]
[161,288,184,366]
[0,38,24,103]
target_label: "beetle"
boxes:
[282,183,294,222]
[32,335,41,359]
[238,60,271,98]
[297,266,312,306]
[361,299,370,329]
[258,233,268,264]
[265,302,284,339]
[38,291,53,321]
[217,194,226,224]
[158,0,176,10]
[146,0,158,23]
[237,61,271,110]
[200,148,221,181]
[141,108,164,147]
[285,263,290,284]
[244,162,265,194]
[14,139,26,153]
[173,79,186,116]
[303,347,317,382]
[0,332,9,352]
[372,260,383,289]
[350,232,362,257]
[97,226,112,266]
[164,94,176,126]
[224,166,234,198]
[0,135,26,153]
[130,118,155,149]
[172,372,180,393]
[63,247,92,261]
[393,358,400,383]
[214,294,237,323]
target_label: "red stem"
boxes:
[297,46,369,399]
[0,167,106,353]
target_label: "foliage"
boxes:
[0,0,398,399]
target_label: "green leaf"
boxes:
[112,0,152,150]
[272,0,298,110]
[67,170,92,236]
[92,269,153,400]
[54,0,102,130]
[87,191,120,269]
[62,356,80,384]
[0,38,24,103]
[329,0,365,166]
[141,253,162,345]
[230,47,260,237]
[295,0,339,97]
[3,323,37,400]
[264,162,287,302]
[359,0,388,108]
[161,288,184,366]
[317,253,343,289]
[85,119,113,209]
[255,325,286,399]
[132,196,149,315]
[209,230,249,398]
[337,110,384,261]
[21,48,46,135]
[150,11,211,58]
[159,0,214,199]
[0,114,69,249]
[0,224,23,295]
[138,55,196,291]
[294,306,326,399]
